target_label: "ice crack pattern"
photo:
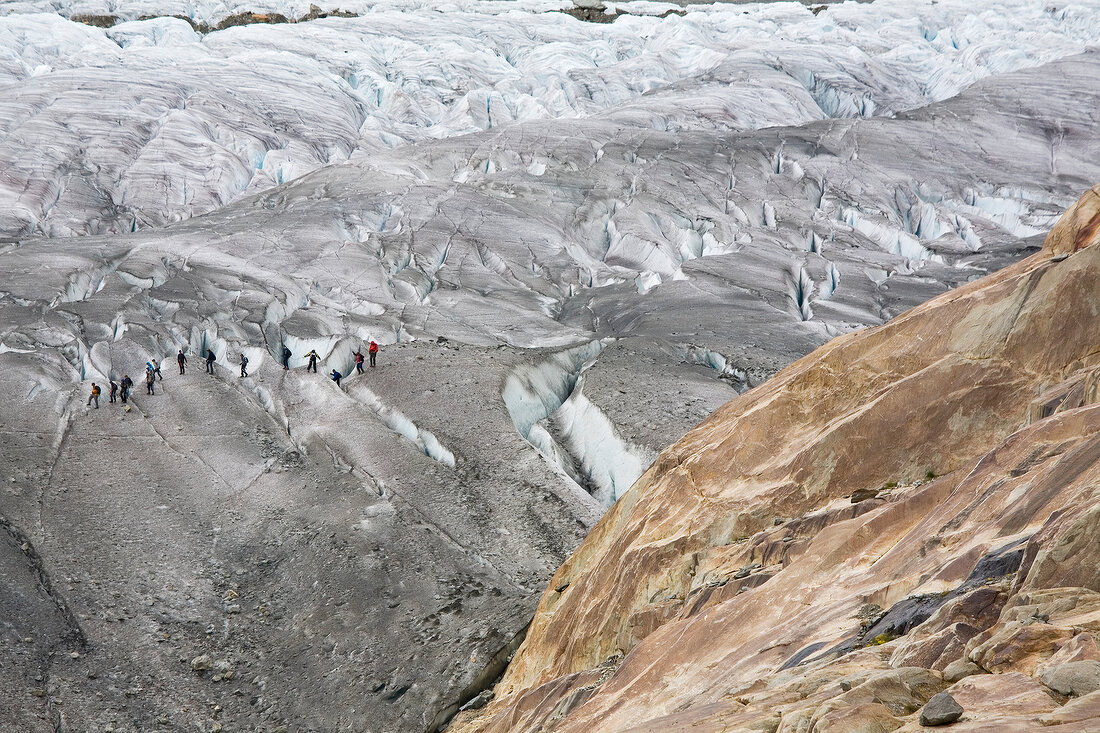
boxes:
[0,0,1096,237]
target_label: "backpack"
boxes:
[92,386,100,396]
[242,356,249,366]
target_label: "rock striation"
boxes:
[449,184,1100,732]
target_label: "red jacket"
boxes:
[368,342,378,354]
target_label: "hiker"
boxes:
[152,359,163,380]
[206,349,216,374]
[354,348,365,374]
[120,375,133,403]
[145,367,156,395]
[240,353,249,378]
[282,345,292,370]
[368,340,378,367]
[306,349,320,373]
[109,379,118,404]
[331,369,342,387]
[87,383,100,408]
[177,350,186,374]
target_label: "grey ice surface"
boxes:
[1,1,1100,731]
[0,0,1095,236]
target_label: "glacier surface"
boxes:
[0,0,1096,236]
[1,1,1100,731]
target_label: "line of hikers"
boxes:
[86,361,156,408]
[87,341,380,408]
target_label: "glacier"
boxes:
[1,0,1100,731]
[0,0,1097,236]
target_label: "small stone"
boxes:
[459,689,494,712]
[850,487,880,503]
[920,691,963,726]
[733,563,761,580]
[191,655,214,672]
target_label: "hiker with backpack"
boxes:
[282,345,292,370]
[109,379,118,403]
[240,353,249,377]
[177,350,186,374]
[146,366,156,395]
[369,340,378,367]
[331,369,342,387]
[206,349,216,374]
[306,349,320,373]
[354,348,365,374]
[151,359,163,380]
[87,383,100,408]
[120,375,133,403]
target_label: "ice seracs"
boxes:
[1,0,1098,237]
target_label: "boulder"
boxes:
[919,692,963,726]
[942,659,982,683]
[851,488,880,503]
[1039,661,1100,697]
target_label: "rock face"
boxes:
[449,186,1100,732]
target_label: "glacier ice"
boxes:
[1,0,1098,236]
[503,340,651,503]
[2,2,1100,731]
